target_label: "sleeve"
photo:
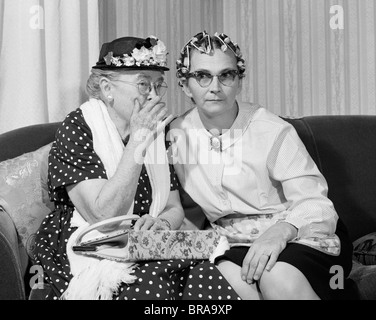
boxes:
[266,122,338,239]
[48,109,108,196]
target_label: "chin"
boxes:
[201,101,228,112]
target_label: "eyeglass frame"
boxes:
[111,79,168,97]
[185,69,240,88]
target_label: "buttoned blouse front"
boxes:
[170,103,338,241]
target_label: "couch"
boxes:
[1,115,375,300]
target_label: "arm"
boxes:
[267,124,338,238]
[65,96,173,224]
[241,122,338,283]
[66,138,144,224]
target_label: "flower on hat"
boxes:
[122,56,136,66]
[132,46,154,65]
[152,39,168,64]
[103,36,168,68]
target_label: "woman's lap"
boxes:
[214,228,357,300]
[35,210,240,300]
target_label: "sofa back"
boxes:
[0,123,60,162]
[284,115,376,242]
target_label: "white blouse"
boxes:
[169,103,340,254]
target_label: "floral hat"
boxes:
[93,36,169,71]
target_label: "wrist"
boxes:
[276,221,298,241]
[126,139,146,163]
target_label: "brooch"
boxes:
[210,136,222,152]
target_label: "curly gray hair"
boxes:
[85,69,124,99]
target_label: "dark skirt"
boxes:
[214,219,358,300]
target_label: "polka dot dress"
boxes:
[34,108,240,300]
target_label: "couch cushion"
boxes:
[349,260,376,300]
[0,143,55,261]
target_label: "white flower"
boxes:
[111,56,122,67]
[153,40,167,64]
[132,46,153,63]
[122,55,135,66]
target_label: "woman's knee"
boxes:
[259,262,319,300]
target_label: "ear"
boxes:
[99,77,113,98]
[181,80,193,99]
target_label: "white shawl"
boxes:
[61,98,170,300]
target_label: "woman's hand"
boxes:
[129,96,173,146]
[133,214,172,231]
[241,222,298,284]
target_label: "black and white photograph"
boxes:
[0,0,375,307]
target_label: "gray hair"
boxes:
[86,69,123,99]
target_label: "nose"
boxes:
[147,83,158,100]
[209,75,221,93]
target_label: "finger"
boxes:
[139,218,156,230]
[156,114,174,134]
[245,258,259,284]
[241,249,255,283]
[139,102,165,124]
[142,96,162,112]
[148,102,166,118]
[150,221,165,231]
[133,216,146,231]
[132,98,142,115]
[265,252,278,272]
[154,107,168,122]
[252,254,269,281]
[150,223,159,231]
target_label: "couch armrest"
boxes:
[0,209,27,299]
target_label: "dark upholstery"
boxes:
[0,122,60,162]
[0,209,27,300]
[0,115,375,300]
[283,116,376,243]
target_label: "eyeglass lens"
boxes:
[191,70,238,87]
[138,81,168,97]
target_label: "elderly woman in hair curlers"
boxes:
[169,31,356,300]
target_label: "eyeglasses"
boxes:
[113,79,168,97]
[186,70,239,87]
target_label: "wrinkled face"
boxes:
[108,70,165,122]
[182,48,241,118]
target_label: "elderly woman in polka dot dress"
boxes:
[34,35,239,300]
